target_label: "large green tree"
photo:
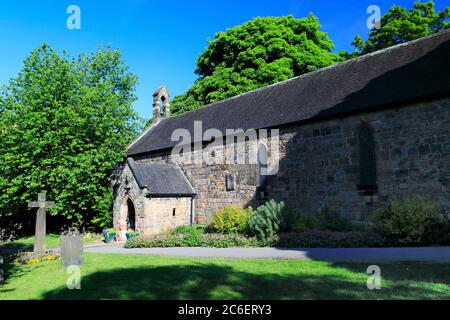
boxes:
[171,15,342,115]
[352,1,449,55]
[0,44,142,230]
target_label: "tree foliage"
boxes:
[171,15,342,115]
[0,44,142,229]
[352,1,449,55]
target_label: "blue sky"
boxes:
[0,0,448,120]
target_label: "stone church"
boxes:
[113,31,450,240]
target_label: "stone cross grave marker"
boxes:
[28,193,55,254]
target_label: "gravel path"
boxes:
[84,243,450,262]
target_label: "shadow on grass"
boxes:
[40,263,449,300]
[0,243,33,254]
[333,261,450,290]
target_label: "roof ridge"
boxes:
[126,118,162,151]
[128,29,450,155]
[167,30,450,120]
[136,162,177,168]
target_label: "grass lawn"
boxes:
[0,253,449,300]
[0,234,102,252]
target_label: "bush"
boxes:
[207,206,252,234]
[315,205,353,231]
[292,214,317,233]
[124,231,386,249]
[372,195,448,246]
[293,205,352,232]
[248,200,295,240]
[124,233,264,249]
[171,225,205,236]
[166,225,205,246]
[274,231,386,248]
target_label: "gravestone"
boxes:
[28,193,55,254]
[60,234,84,269]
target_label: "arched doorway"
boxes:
[118,195,137,240]
[126,197,136,230]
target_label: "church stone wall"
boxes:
[140,197,191,236]
[113,164,192,236]
[134,142,265,224]
[134,96,450,223]
[273,97,450,220]
[112,164,145,236]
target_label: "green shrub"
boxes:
[207,206,252,234]
[124,233,264,248]
[274,231,386,248]
[292,213,317,232]
[124,231,386,249]
[166,225,205,246]
[171,225,205,236]
[315,205,352,231]
[293,205,352,232]
[248,200,295,240]
[202,234,264,248]
[372,195,448,246]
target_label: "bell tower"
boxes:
[153,86,170,122]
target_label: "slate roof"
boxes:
[127,158,195,196]
[128,30,450,156]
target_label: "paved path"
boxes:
[84,243,450,262]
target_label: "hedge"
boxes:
[124,233,265,248]
[124,231,387,249]
[274,231,387,248]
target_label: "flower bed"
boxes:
[124,230,387,249]
[11,250,61,265]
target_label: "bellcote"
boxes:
[153,86,170,121]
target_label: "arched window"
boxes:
[152,86,171,120]
[125,197,136,230]
[358,123,377,195]
[257,143,268,187]
[159,96,166,116]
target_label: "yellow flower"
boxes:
[42,255,60,261]
[26,259,40,265]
